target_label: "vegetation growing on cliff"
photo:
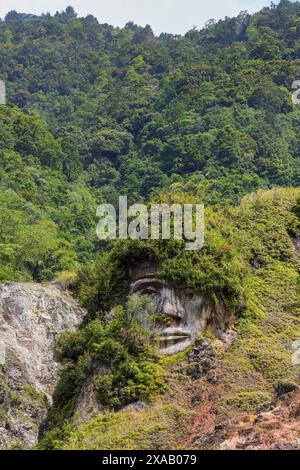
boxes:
[42,294,166,441]
[0,1,300,283]
[36,187,300,449]
[0,0,300,451]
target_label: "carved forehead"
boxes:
[129,261,158,283]
[129,261,196,298]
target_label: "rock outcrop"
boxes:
[216,387,300,451]
[187,339,217,380]
[130,262,235,355]
[0,282,86,449]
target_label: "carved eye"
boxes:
[185,289,195,300]
[141,287,158,295]
[131,278,163,296]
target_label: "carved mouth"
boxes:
[159,328,192,351]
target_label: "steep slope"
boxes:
[0,282,85,449]
[36,188,300,450]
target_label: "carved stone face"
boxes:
[129,263,215,355]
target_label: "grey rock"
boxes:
[274,382,299,398]
[207,369,218,384]
[0,282,86,449]
[220,330,237,349]
[122,401,148,413]
[73,363,108,424]
[187,339,216,380]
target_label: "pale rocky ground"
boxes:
[0,282,85,449]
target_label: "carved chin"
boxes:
[159,327,193,355]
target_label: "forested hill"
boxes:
[1,2,300,451]
[0,1,300,281]
[1,1,300,201]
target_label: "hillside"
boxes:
[36,188,300,450]
[0,0,300,452]
[0,0,300,209]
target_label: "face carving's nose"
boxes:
[160,288,185,319]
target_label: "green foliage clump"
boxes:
[37,404,189,451]
[0,189,78,281]
[45,295,166,434]
[0,106,99,281]
[226,391,271,411]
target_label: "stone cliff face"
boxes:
[130,262,235,355]
[0,282,85,449]
[0,273,238,447]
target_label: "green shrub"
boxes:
[226,391,271,411]
[46,295,166,432]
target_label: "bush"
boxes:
[226,391,271,411]
[47,295,166,432]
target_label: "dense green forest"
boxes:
[0,1,300,282]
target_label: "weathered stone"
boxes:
[0,80,5,105]
[207,369,218,384]
[122,402,148,413]
[274,382,299,398]
[220,330,237,350]
[187,339,216,380]
[0,282,86,449]
[73,362,108,424]
[130,262,234,355]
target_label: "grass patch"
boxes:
[226,391,272,411]
[37,404,190,450]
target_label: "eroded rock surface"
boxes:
[130,262,235,355]
[73,362,107,424]
[187,339,217,380]
[0,282,86,449]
